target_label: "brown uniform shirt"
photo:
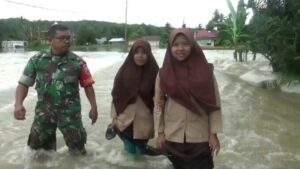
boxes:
[154,74,222,143]
[111,96,154,139]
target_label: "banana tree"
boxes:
[217,0,251,61]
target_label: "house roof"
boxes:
[195,30,217,40]
[108,38,125,43]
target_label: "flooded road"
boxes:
[0,50,299,169]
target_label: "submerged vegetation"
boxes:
[206,0,300,79]
[248,0,300,75]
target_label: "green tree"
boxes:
[206,10,225,31]
[128,26,146,40]
[248,0,300,74]
[159,23,173,48]
[217,0,250,61]
[76,24,96,45]
[0,18,166,49]
[197,24,203,30]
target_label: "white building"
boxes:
[108,38,125,44]
[2,40,28,49]
[95,37,107,44]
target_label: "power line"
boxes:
[5,0,83,14]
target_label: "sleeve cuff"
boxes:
[209,110,223,133]
[111,103,117,118]
[80,78,95,88]
[19,75,35,86]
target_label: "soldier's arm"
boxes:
[14,83,28,120]
[84,86,98,124]
[14,57,36,120]
[79,60,97,124]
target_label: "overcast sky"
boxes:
[0,0,241,28]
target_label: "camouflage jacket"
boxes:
[19,49,94,109]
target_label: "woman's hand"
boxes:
[156,132,165,148]
[209,133,220,156]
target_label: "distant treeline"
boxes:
[0,17,173,47]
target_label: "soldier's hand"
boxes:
[14,104,26,120]
[89,106,98,125]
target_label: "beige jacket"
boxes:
[153,74,222,143]
[111,96,154,139]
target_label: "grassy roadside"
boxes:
[279,73,300,84]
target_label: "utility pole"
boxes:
[29,26,33,41]
[124,0,128,52]
[38,26,41,41]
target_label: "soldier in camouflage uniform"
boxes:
[14,24,98,155]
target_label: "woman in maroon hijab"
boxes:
[109,39,159,155]
[154,28,222,169]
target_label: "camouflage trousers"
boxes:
[28,104,87,152]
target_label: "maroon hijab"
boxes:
[159,28,220,113]
[112,39,159,115]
